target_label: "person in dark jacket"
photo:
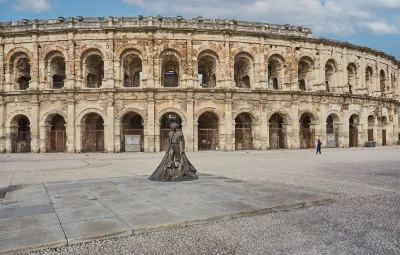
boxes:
[316,139,322,154]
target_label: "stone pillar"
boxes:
[224,36,232,88]
[291,100,300,148]
[30,95,40,152]
[259,39,267,89]
[146,92,155,152]
[357,123,364,147]
[335,123,344,148]
[252,122,261,150]
[393,110,399,145]
[107,93,115,152]
[319,102,327,146]
[260,104,268,150]
[0,97,5,152]
[114,123,122,153]
[75,124,82,152]
[38,61,46,90]
[66,93,75,153]
[145,37,155,88]
[29,38,40,90]
[39,124,51,152]
[0,41,5,92]
[342,109,349,147]
[186,94,194,152]
[224,93,233,151]
[193,123,199,152]
[373,116,378,145]
[65,36,76,89]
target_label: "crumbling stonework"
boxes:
[0,16,399,153]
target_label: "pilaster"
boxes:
[30,94,40,152]
[146,91,155,152]
[66,93,76,152]
[186,92,194,152]
[0,97,5,152]
[107,92,115,152]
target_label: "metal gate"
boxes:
[82,130,104,152]
[198,128,219,150]
[235,127,252,150]
[368,129,374,141]
[326,128,339,148]
[349,129,358,147]
[121,129,144,152]
[269,128,285,149]
[10,132,31,153]
[382,130,387,146]
[47,130,66,152]
[299,128,315,149]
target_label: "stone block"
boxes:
[62,217,132,245]
[55,206,115,224]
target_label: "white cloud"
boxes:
[0,0,6,3]
[123,0,400,36]
[358,21,398,34]
[13,0,51,13]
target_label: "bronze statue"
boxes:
[149,123,198,182]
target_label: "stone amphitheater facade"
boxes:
[0,16,399,153]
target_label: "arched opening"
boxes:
[46,114,66,152]
[10,115,31,153]
[367,115,375,141]
[380,70,386,93]
[268,54,284,90]
[299,113,315,148]
[121,113,144,152]
[123,53,142,87]
[198,51,217,88]
[347,63,357,94]
[269,113,286,149]
[10,53,31,90]
[326,114,339,148]
[81,113,104,152]
[235,113,252,150]
[161,51,179,87]
[198,112,219,151]
[382,116,388,146]
[298,56,313,91]
[234,53,251,88]
[160,113,182,151]
[349,115,359,147]
[365,66,373,92]
[84,53,104,88]
[325,59,336,92]
[45,51,66,89]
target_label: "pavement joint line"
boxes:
[43,182,69,248]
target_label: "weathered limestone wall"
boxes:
[0,16,399,153]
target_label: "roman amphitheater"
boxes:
[0,16,399,153]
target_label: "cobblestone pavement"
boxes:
[0,147,399,254]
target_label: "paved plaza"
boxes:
[0,147,399,254]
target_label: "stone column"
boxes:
[107,92,115,152]
[393,109,399,145]
[260,104,268,150]
[252,122,261,150]
[319,102,327,146]
[259,39,267,89]
[291,100,300,148]
[66,93,75,153]
[0,97,5,152]
[0,41,4,92]
[282,123,292,149]
[373,116,378,145]
[186,94,194,152]
[30,95,40,152]
[29,38,40,90]
[357,123,364,147]
[75,124,82,152]
[193,123,199,152]
[39,124,51,152]
[146,92,155,152]
[342,109,349,147]
[114,123,122,153]
[38,61,46,90]
[224,93,233,151]
[145,37,155,88]
[65,36,76,89]
[335,123,344,148]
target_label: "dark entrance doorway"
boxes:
[367,115,374,141]
[269,113,285,149]
[47,114,66,152]
[299,113,315,148]
[160,113,182,151]
[326,115,339,148]
[198,112,219,151]
[82,113,104,152]
[349,115,358,147]
[121,113,144,152]
[235,113,252,150]
[382,130,387,146]
[11,115,31,153]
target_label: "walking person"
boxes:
[316,139,322,155]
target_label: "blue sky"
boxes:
[0,0,399,60]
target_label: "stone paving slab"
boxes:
[0,174,332,255]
